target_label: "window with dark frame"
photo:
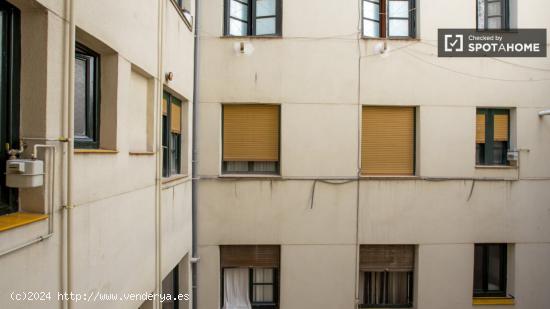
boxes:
[474,244,508,297]
[162,264,180,309]
[74,43,100,149]
[162,92,182,178]
[220,245,280,309]
[359,245,415,308]
[0,1,20,216]
[477,0,509,30]
[476,108,510,166]
[222,104,280,175]
[362,0,416,38]
[224,0,282,36]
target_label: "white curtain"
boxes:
[223,268,252,309]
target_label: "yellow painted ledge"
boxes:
[473,297,515,305]
[75,149,118,154]
[0,212,49,232]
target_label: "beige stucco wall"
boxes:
[197,0,550,308]
[0,0,195,308]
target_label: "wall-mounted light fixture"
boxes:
[165,71,174,82]
[539,109,550,117]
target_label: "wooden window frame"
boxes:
[162,91,183,178]
[476,0,510,31]
[220,267,279,309]
[0,1,20,216]
[74,43,100,149]
[361,0,416,39]
[476,108,509,166]
[473,244,508,297]
[223,0,283,37]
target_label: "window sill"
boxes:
[74,149,118,154]
[360,175,419,180]
[219,174,282,179]
[473,297,515,305]
[361,37,420,42]
[475,165,516,169]
[220,35,282,39]
[162,174,190,185]
[129,151,155,156]
[0,212,49,233]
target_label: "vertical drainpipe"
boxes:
[155,0,165,308]
[66,0,76,308]
[191,0,200,308]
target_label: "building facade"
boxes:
[196,1,550,309]
[0,0,195,308]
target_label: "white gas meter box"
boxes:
[6,159,44,188]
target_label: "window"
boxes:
[360,245,414,308]
[477,0,509,30]
[74,43,100,149]
[224,0,282,36]
[175,0,193,27]
[163,92,183,177]
[474,244,507,297]
[222,104,280,175]
[362,0,417,38]
[0,2,20,216]
[361,106,415,176]
[476,109,509,166]
[162,264,180,309]
[220,245,280,309]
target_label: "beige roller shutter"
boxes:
[476,114,486,143]
[171,103,181,134]
[223,105,280,162]
[361,106,415,175]
[162,95,168,116]
[359,245,415,272]
[220,245,280,268]
[493,114,509,142]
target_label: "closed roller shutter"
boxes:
[361,106,415,175]
[220,245,280,268]
[360,245,415,272]
[476,114,486,143]
[493,114,508,142]
[223,105,280,162]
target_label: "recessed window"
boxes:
[224,0,282,36]
[362,0,417,38]
[477,0,509,30]
[163,91,183,177]
[361,106,415,176]
[220,245,280,309]
[0,1,20,216]
[360,245,414,308]
[222,104,280,175]
[74,43,100,149]
[476,108,509,166]
[474,244,508,297]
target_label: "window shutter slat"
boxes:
[220,245,280,268]
[171,103,181,133]
[493,114,508,142]
[360,245,414,272]
[476,114,486,143]
[361,106,415,175]
[223,105,280,162]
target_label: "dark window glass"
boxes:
[473,244,507,297]
[225,0,281,36]
[477,0,509,30]
[74,43,100,149]
[162,91,182,177]
[0,2,20,216]
[222,161,279,174]
[362,0,417,38]
[476,109,510,166]
[221,267,279,309]
[362,271,413,307]
[162,264,179,309]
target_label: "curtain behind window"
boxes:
[223,268,252,309]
